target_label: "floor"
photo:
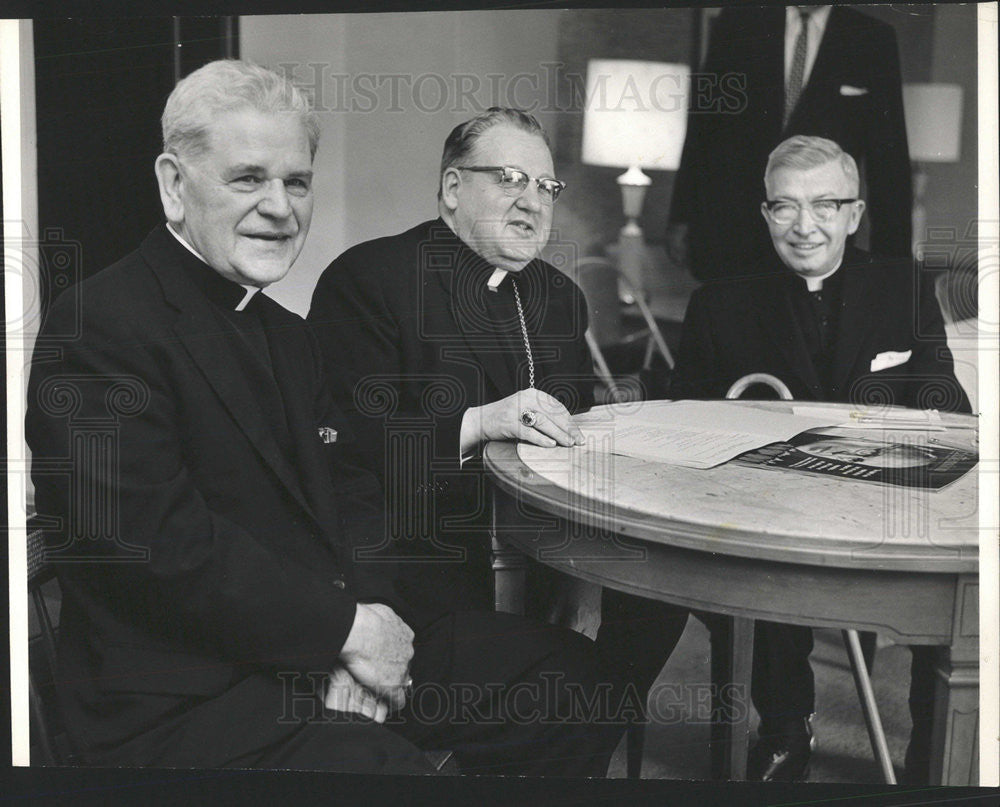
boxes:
[607,617,913,783]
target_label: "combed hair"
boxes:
[162,60,319,161]
[438,108,549,197]
[764,135,860,195]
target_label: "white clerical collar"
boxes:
[167,223,260,310]
[802,261,841,292]
[486,267,509,292]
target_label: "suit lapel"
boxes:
[831,254,879,393]
[256,299,334,532]
[786,6,843,132]
[428,228,517,397]
[145,231,316,521]
[760,6,788,142]
[758,274,822,395]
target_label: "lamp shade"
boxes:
[581,59,689,171]
[903,83,963,162]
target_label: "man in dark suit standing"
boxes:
[309,108,688,710]
[25,62,625,776]
[668,5,912,281]
[672,135,970,782]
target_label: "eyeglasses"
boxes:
[455,165,567,204]
[763,198,858,224]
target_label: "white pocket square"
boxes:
[840,85,869,96]
[870,350,912,373]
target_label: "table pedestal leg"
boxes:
[930,574,979,785]
[709,615,755,780]
[490,488,526,615]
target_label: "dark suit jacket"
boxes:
[26,225,406,765]
[671,6,912,280]
[671,248,970,415]
[308,219,594,619]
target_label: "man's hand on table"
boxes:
[339,602,414,711]
[460,388,585,455]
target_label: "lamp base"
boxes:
[618,225,645,305]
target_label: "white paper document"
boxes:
[574,401,840,469]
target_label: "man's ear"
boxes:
[154,152,185,225]
[760,202,771,225]
[846,199,867,235]
[440,167,462,213]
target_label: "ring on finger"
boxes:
[520,409,539,428]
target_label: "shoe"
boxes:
[747,716,815,782]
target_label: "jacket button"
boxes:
[332,579,346,589]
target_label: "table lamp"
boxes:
[902,83,963,260]
[581,59,689,301]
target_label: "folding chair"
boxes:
[574,256,674,401]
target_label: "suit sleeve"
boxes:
[905,274,971,414]
[863,23,913,259]
[561,281,597,414]
[26,288,358,674]
[670,10,739,226]
[308,248,470,480]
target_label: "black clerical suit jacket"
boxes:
[671,247,970,415]
[308,219,594,619]
[671,6,912,280]
[26,225,407,764]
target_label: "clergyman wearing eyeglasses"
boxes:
[307,108,689,720]
[670,134,970,784]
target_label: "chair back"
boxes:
[574,256,628,347]
[27,528,73,763]
[725,373,793,401]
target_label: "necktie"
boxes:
[784,9,811,128]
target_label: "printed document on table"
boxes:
[574,401,839,469]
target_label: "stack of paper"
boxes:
[574,401,840,469]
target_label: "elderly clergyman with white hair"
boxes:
[26,60,624,775]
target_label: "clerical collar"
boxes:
[798,261,842,292]
[434,216,518,292]
[167,223,260,310]
[486,267,509,291]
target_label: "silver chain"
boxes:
[510,278,535,389]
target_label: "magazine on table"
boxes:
[730,430,978,490]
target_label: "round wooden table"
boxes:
[483,400,979,784]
